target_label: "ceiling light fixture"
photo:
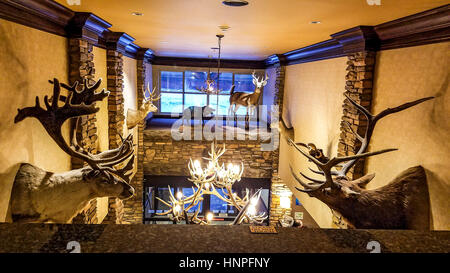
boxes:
[131,12,144,16]
[310,21,321,24]
[222,0,249,7]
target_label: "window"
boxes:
[144,176,271,225]
[157,69,262,116]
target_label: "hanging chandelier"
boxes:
[197,34,224,95]
[156,142,267,225]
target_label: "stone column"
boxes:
[338,51,376,180]
[267,62,293,226]
[103,32,135,224]
[122,49,150,224]
[66,13,112,224]
[67,39,99,224]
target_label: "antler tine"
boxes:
[338,94,433,176]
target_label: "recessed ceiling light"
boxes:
[160,41,168,44]
[219,25,231,32]
[131,12,143,16]
[310,21,321,24]
[222,0,249,7]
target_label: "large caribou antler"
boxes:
[289,94,434,193]
[14,78,135,183]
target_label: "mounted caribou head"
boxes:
[11,77,136,223]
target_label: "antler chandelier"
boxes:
[156,142,267,225]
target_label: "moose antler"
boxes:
[14,78,135,182]
[289,94,434,193]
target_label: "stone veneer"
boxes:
[267,64,293,226]
[333,51,376,228]
[121,59,146,224]
[69,38,99,224]
[144,131,274,178]
[103,49,126,224]
[338,51,376,180]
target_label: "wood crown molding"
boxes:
[0,0,74,36]
[151,56,266,69]
[105,32,135,54]
[266,4,449,66]
[66,12,112,44]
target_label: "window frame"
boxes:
[152,65,266,117]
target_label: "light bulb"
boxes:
[247,205,256,216]
[227,163,233,170]
[233,164,240,174]
[194,160,201,169]
[206,212,214,222]
[279,196,291,209]
[204,182,210,190]
[174,205,181,213]
[250,197,258,206]
[176,191,183,200]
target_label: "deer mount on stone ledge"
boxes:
[287,94,434,230]
[10,77,136,223]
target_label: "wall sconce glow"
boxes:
[279,196,291,209]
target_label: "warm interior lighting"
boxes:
[206,212,214,222]
[280,196,291,209]
[176,191,183,200]
[247,205,256,216]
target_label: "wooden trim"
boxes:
[0,0,74,36]
[66,12,112,45]
[375,4,450,50]
[151,56,266,69]
[268,4,450,66]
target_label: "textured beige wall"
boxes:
[367,42,450,230]
[123,56,138,175]
[92,46,109,223]
[278,57,347,228]
[0,19,71,222]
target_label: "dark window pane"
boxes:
[156,187,174,212]
[161,71,183,92]
[160,93,183,113]
[185,71,207,93]
[234,74,255,93]
[182,188,203,213]
[210,72,233,94]
[210,188,229,214]
[184,93,207,109]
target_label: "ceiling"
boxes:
[56,0,449,60]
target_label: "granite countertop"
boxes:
[0,224,448,253]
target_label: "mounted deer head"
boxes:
[229,71,268,116]
[127,84,160,129]
[11,77,136,223]
[288,94,434,230]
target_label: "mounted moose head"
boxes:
[11,77,136,223]
[229,71,268,116]
[126,84,160,129]
[288,94,434,230]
